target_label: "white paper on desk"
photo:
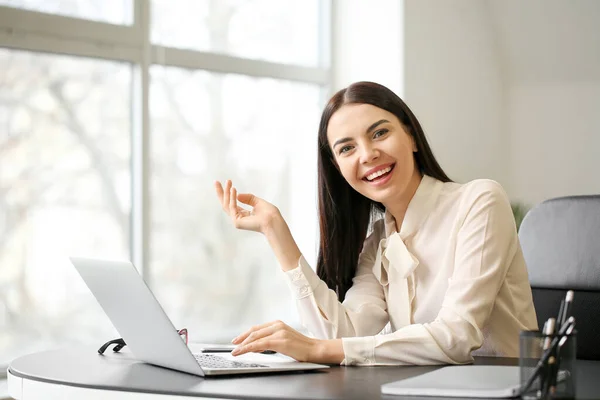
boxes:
[381,366,522,398]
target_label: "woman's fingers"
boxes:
[222,180,232,213]
[232,320,281,344]
[230,321,317,361]
[238,323,283,347]
[217,180,263,211]
[236,193,258,208]
[231,338,284,357]
[214,181,224,204]
[229,187,238,220]
[215,180,264,232]
[216,180,241,217]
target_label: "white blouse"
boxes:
[284,175,538,366]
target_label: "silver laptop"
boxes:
[70,257,329,377]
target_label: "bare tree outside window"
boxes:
[0,49,131,366]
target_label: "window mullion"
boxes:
[0,29,140,63]
[320,0,334,103]
[150,45,329,85]
[131,0,151,282]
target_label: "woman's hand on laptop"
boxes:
[230,320,344,364]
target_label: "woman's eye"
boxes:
[373,129,388,139]
[339,145,353,154]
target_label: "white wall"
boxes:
[332,0,403,95]
[403,0,507,185]
[508,82,600,205]
[491,0,600,205]
[404,0,600,206]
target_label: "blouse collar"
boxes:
[384,174,444,240]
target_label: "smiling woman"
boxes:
[215,81,538,366]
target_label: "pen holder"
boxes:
[519,330,577,399]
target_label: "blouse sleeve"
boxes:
[283,220,389,340]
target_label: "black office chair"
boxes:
[519,194,600,360]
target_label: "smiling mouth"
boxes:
[364,164,395,182]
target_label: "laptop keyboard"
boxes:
[194,354,268,369]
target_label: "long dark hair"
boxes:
[316,81,451,301]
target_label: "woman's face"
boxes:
[326,103,421,207]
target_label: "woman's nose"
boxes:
[360,144,379,163]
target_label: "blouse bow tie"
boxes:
[372,232,420,286]
[372,232,419,329]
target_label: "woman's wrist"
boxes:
[263,213,302,272]
[260,207,284,234]
[313,339,344,364]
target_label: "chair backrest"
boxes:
[519,194,600,360]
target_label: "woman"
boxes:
[215,81,537,365]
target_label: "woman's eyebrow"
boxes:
[366,119,390,134]
[332,119,390,150]
[332,137,352,150]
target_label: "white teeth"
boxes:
[366,166,392,181]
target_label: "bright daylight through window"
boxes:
[0,0,329,369]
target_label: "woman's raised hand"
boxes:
[215,180,302,272]
[214,180,281,234]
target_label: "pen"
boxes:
[200,348,277,355]
[550,321,577,396]
[556,300,565,331]
[561,290,574,329]
[540,318,556,397]
[545,291,575,397]
[521,317,576,395]
[544,355,557,398]
[542,318,555,350]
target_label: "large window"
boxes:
[0,0,329,367]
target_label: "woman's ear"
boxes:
[411,136,418,153]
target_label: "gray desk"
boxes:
[7,346,600,399]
